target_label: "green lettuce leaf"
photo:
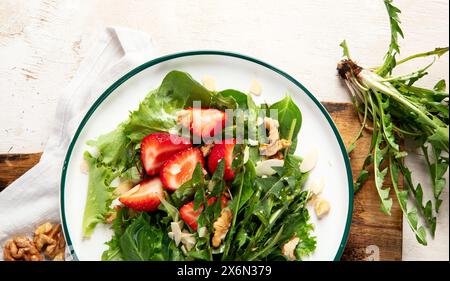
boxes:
[124,90,177,142]
[82,152,116,237]
[86,123,131,173]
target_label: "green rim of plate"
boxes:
[60,50,354,261]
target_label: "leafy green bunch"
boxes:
[337,0,449,245]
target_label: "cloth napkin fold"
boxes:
[0,26,155,260]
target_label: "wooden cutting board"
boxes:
[0,102,402,261]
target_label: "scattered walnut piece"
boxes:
[200,143,214,157]
[281,236,300,261]
[314,197,331,219]
[34,222,66,261]
[3,236,43,261]
[212,209,233,248]
[259,117,291,157]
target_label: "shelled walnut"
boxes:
[212,209,232,248]
[33,222,66,261]
[3,236,43,261]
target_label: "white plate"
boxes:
[60,51,353,261]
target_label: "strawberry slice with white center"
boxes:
[160,147,205,191]
[207,139,236,181]
[181,108,226,138]
[140,133,192,175]
[119,177,164,212]
[180,197,229,230]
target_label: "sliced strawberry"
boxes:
[179,201,201,231]
[119,177,164,212]
[182,108,226,138]
[160,147,205,191]
[140,133,192,175]
[180,197,229,230]
[207,139,236,180]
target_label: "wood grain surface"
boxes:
[0,101,402,260]
[324,102,402,261]
[0,153,42,191]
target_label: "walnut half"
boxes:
[259,117,291,157]
[33,222,66,261]
[3,236,43,261]
[212,209,233,248]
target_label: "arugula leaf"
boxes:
[389,156,427,245]
[246,226,284,261]
[101,235,122,261]
[377,0,404,76]
[171,163,204,207]
[434,79,446,92]
[238,160,256,209]
[340,40,351,59]
[396,162,436,235]
[158,194,180,222]
[196,160,227,231]
[279,208,316,260]
[348,91,369,154]
[222,163,245,260]
[373,134,393,215]
[119,213,163,261]
[82,152,116,237]
[375,93,399,151]
[422,145,449,213]
[101,207,130,261]
[355,169,370,192]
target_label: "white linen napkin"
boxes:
[0,26,154,260]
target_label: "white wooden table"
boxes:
[0,0,448,260]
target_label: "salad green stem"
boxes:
[396,47,449,65]
[359,70,441,131]
[221,168,245,260]
[284,118,297,157]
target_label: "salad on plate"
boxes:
[81,70,328,261]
